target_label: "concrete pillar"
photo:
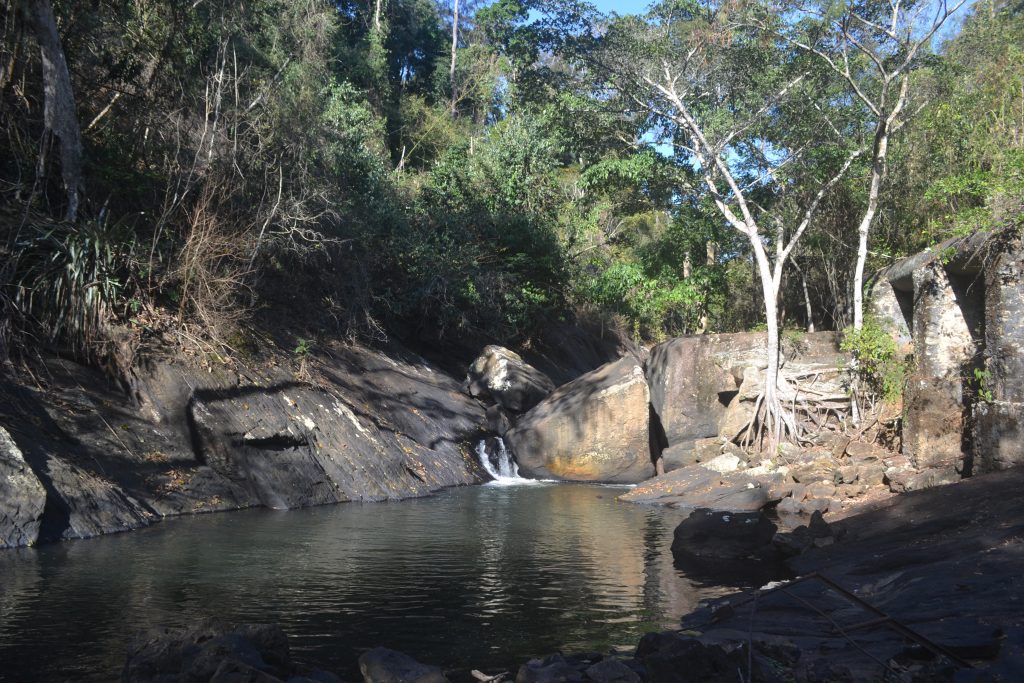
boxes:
[902,261,976,473]
[975,237,1024,471]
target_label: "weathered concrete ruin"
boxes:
[870,227,1024,479]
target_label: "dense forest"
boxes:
[1,0,1021,368]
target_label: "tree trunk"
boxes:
[32,0,83,222]
[802,270,814,333]
[751,238,783,449]
[374,0,383,31]
[450,0,459,116]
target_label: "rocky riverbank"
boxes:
[0,340,496,548]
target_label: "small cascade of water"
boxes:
[475,437,535,485]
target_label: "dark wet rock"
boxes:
[636,633,763,683]
[359,647,449,683]
[466,346,556,413]
[772,511,837,557]
[0,426,46,548]
[122,622,293,683]
[506,356,654,483]
[287,673,343,683]
[0,341,487,547]
[619,466,768,512]
[671,509,778,562]
[516,655,585,683]
[486,404,514,437]
[583,659,641,683]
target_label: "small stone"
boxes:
[776,496,801,515]
[856,463,886,486]
[835,465,860,484]
[845,441,880,459]
[800,497,831,514]
[804,481,837,499]
[701,453,743,474]
[836,483,867,498]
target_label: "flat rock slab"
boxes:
[676,467,1024,681]
[619,466,768,512]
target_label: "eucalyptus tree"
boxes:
[590,0,863,444]
[762,0,968,329]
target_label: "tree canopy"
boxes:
[1,0,1019,367]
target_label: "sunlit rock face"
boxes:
[466,345,555,413]
[505,355,654,483]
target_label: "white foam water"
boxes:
[475,438,543,486]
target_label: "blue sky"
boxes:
[589,0,652,15]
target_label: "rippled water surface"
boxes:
[0,483,739,681]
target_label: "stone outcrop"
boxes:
[466,345,555,413]
[0,341,487,547]
[0,427,47,548]
[505,356,654,483]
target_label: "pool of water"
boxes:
[0,482,746,681]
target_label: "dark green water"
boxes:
[0,483,739,681]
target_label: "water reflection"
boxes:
[0,484,735,681]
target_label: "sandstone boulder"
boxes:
[646,333,765,450]
[467,345,555,413]
[505,356,654,483]
[0,426,47,548]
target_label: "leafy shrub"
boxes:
[9,217,130,358]
[840,319,908,404]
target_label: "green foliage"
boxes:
[840,319,908,405]
[10,217,130,358]
[971,367,994,403]
[293,338,313,358]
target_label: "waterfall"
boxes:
[475,437,535,485]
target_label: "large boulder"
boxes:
[466,345,555,413]
[0,340,488,547]
[505,356,654,483]
[0,426,47,548]
[646,333,766,451]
